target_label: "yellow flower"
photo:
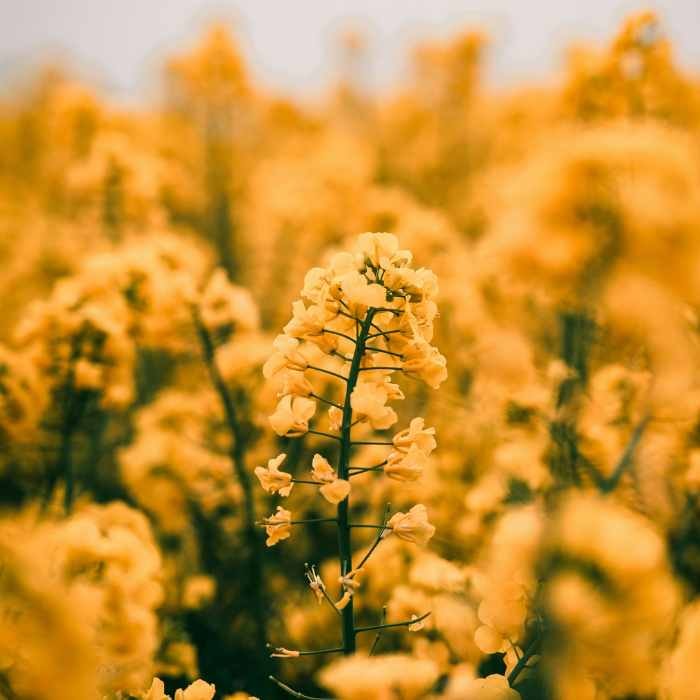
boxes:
[386,504,436,545]
[283,300,327,338]
[269,395,316,436]
[401,339,448,389]
[385,445,427,482]
[450,674,521,700]
[174,679,216,700]
[392,417,437,455]
[264,507,292,546]
[262,335,308,378]
[254,453,293,497]
[200,269,259,332]
[356,232,412,270]
[341,270,387,308]
[318,653,438,700]
[350,377,399,430]
[182,575,216,609]
[143,678,169,700]
[278,371,313,397]
[311,454,350,503]
[73,358,103,390]
[311,453,336,482]
[319,478,351,504]
[328,405,343,431]
[269,647,300,658]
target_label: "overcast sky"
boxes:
[1,1,699,101]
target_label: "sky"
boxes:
[1,1,699,101]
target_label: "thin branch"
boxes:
[307,365,348,382]
[323,328,357,344]
[349,461,388,476]
[351,439,393,446]
[350,460,388,472]
[268,646,344,658]
[296,647,344,656]
[310,393,343,410]
[365,345,403,358]
[600,414,650,493]
[192,306,269,686]
[358,366,401,372]
[308,429,342,441]
[369,607,388,656]
[269,676,334,700]
[349,523,389,530]
[355,504,391,570]
[355,611,431,634]
[366,329,402,341]
[507,631,540,686]
[290,518,338,525]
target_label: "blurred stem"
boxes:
[193,308,269,688]
[548,310,595,487]
[336,307,376,654]
[507,629,541,687]
[44,359,88,514]
[269,676,333,700]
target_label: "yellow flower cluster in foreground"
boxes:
[0,9,700,700]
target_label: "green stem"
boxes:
[336,307,376,654]
[507,631,540,686]
[355,611,431,634]
[269,676,333,700]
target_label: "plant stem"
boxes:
[507,631,540,686]
[336,307,376,654]
[193,308,269,689]
[323,328,357,344]
[269,676,333,700]
[310,393,343,409]
[308,429,342,441]
[307,365,348,382]
[355,505,391,570]
[355,611,431,634]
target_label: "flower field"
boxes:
[1,11,700,700]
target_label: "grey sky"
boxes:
[1,1,699,101]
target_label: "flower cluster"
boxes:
[258,232,444,675]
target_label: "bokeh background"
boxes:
[2,1,700,99]
[2,3,700,700]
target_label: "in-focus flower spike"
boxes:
[258,231,445,667]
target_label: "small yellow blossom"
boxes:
[386,504,436,545]
[269,395,316,436]
[264,506,292,547]
[392,417,437,455]
[311,454,351,503]
[385,445,427,481]
[254,453,293,497]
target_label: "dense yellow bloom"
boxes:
[3,10,700,700]
[318,654,439,700]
